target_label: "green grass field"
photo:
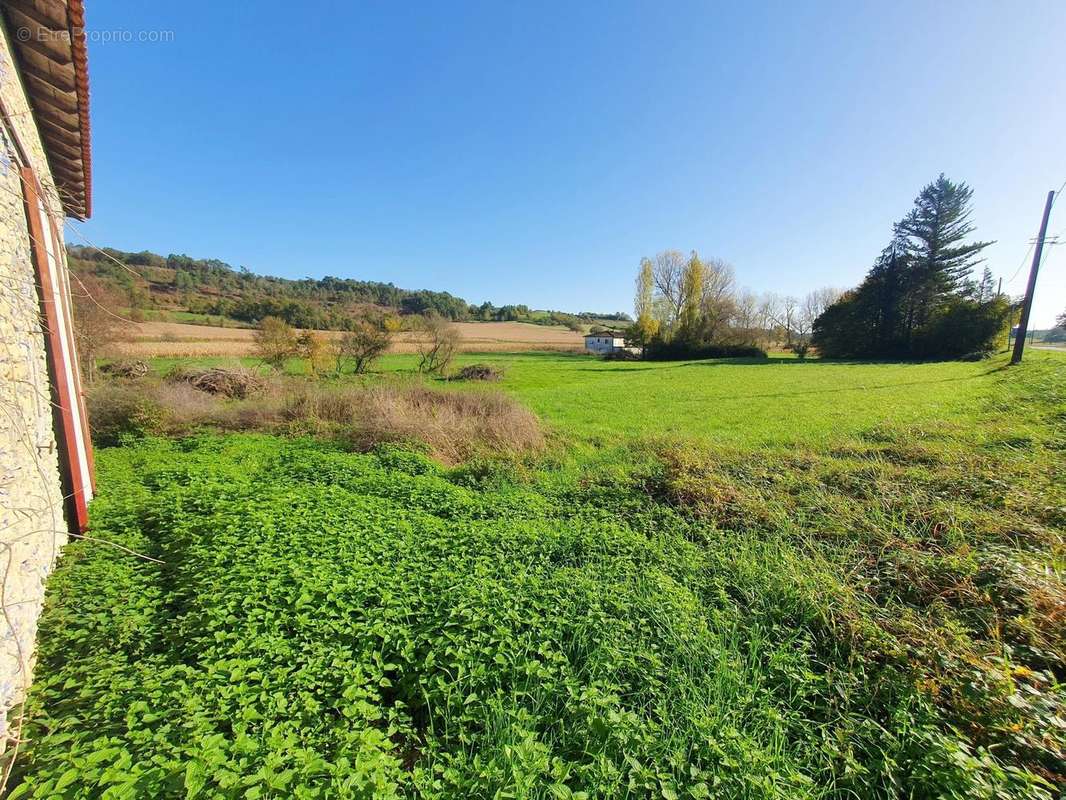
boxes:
[146,350,1045,447]
[11,351,1065,798]
[439,353,1005,446]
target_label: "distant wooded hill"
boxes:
[68,245,630,332]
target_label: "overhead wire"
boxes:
[1001,179,1064,290]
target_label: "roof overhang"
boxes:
[2,0,91,219]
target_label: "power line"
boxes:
[1001,178,1065,290]
[1054,177,1066,201]
[64,220,148,283]
[1004,241,1035,287]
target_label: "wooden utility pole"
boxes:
[1011,190,1055,365]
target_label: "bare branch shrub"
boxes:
[71,274,130,382]
[650,250,688,326]
[417,316,461,375]
[166,366,267,398]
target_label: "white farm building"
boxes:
[584,332,628,354]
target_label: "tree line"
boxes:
[627,250,840,358]
[626,175,1013,361]
[251,314,460,378]
[67,245,628,330]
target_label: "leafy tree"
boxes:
[253,316,298,369]
[630,250,748,355]
[577,311,632,322]
[919,295,1012,358]
[401,290,470,320]
[336,322,391,374]
[126,250,165,268]
[626,316,660,349]
[809,289,868,356]
[628,258,660,347]
[635,258,654,321]
[1046,309,1066,343]
[815,279,1010,360]
[173,268,196,298]
[297,330,331,375]
[676,252,705,343]
[557,315,585,333]
[125,283,149,323]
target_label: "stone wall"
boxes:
[0,19,71,746]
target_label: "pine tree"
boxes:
[975,267,995,302]
[814,175,1005,360]
[893,174,993,339]
[864,237,911,351]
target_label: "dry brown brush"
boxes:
[87,376,542,463]
[98,360,149,379]
[282,383,542,462]
[165,366,268,399]
[452,363,504,382]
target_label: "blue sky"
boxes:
[75,1,1066,325]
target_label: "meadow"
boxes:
[7,351,1065,799]
[140,351,1010,447]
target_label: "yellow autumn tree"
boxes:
[676,252,705,344]
[629,257,660,346]
[297,330,331,375]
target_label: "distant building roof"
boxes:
[2,0,92,218]
[584,331,626,339]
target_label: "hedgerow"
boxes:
[9,411,1062,798]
